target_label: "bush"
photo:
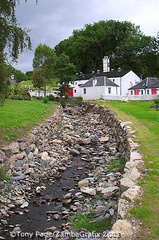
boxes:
[43,96,49,104]
[154,99,159,104]
[74,96,83,104]
[60,99,66,108]
[48,94,56,101]
[7,85,31,100]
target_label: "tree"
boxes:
[55,20,159,77]
[32,68,45,96]
[55,54,76,98]
[33,44,57,95]
[0,0,37,103]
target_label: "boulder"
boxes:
[121,186,142,202]
[80,187,96,196]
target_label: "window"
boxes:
[141,90,144,95]
[74,89,76,93]
[131,90,133,95]
[108,87,111,94]
[147,89,149,95]
[83,88,86,94]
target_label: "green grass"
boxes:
[0,99,58,143]
[20,77,59,88]
[20,80,33,86]
[94,100,159,240]
[70,212,111,233]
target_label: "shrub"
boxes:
[48,94,56,101]
[60,99,66,108]
[43,96,49,104]
[74,96,83,104]
[7,85,31,100]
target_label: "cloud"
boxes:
[13,0,159,72]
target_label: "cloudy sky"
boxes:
[13,0,159,73]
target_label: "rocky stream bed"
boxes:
[0,103,143,240]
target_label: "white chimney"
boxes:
[103,56,110,72]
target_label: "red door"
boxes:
[151,89,157,95]
[134,89,139,95]
[66,87,74,97]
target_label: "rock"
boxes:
[40,152,52,161]
[70,149,80,156]
[1,209,8,216]
[20,201,29,208]
[124,167,141,182]
[78,179,89,188]
[118,199,130,219]
[111,220,134,239]
[42,195,54,201]
[62,198,73,205]
[28,152,34,160]
[24,168,35,175]
[99,136,109,142]
[109,208,115,216]
[130,151,142,161]
[97,186,119,199]
[63,193,73,200]
[120,178,136,192]
[52,139,63,144]
[121,186,142,202]
[15,198,25,205]
[52,214,60,220]
[95,206,109,217]
[45,226,56,232]
[80,187,96,196]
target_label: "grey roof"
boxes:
[81,76,119,88]
[129,77,159,90]
[77,70,130,81]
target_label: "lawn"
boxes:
[0,99,58,144]
[95,100,159,240]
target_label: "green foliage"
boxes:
[0,0,38,104]
[55,53,76,98]
[55,20,159,77]
[43,96,49,104]
[107,157,126,173]
[32,68,46,89]
[0,164,8,181]
[48,94,56,101]
[60,99,66,108]
[7,84,31,100]
[74,96,83,104]
[154,99,159,104]
[70,212,111,232]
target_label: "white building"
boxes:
[69,56,140,100]
[80,76,119,100]
[128,77,159,100]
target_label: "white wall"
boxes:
[81,86,118,100]
[69,79,88,97]
[109,71,140,97]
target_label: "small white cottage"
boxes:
[128,77,159,100]
[80,76,119,100]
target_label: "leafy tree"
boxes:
[0,0,37,104]
[14,69,28,83]
[32,68,46,96]
[33,44,57,94]
[55,20,159,77]
[55,54,76,98]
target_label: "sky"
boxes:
[12,0,159,73]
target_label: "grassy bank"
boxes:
[94,100,159,240]
[0,99,58,144]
